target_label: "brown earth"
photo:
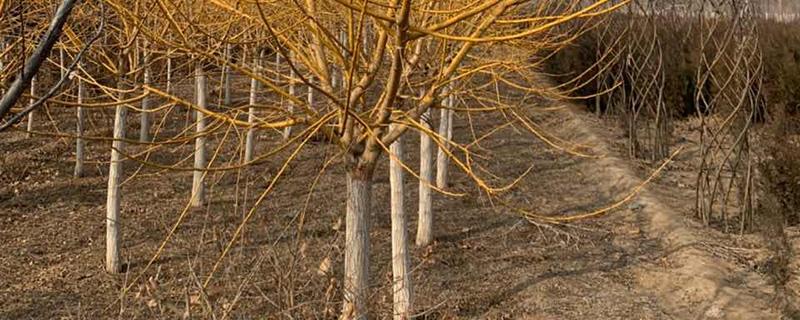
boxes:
[0,87,795,319]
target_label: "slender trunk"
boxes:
[417,109,434,246]
[307,80,314,110]
[343,169,372,320]
[192,66,207,207]
[436,84,454,189]
[244,51,259,163]
[166,55,172,95]
[106,59,127,273]
[140,50,151,142]
[26,78,36,137]
[223,44,232,106]
[333,30,346,90]
[0,39,4,96]
[75,67,85,177]
[362,23,371,57]
[59,47,66,78]
[389,130,412,319]
[283,62,296,139]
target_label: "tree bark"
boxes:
[342,169,372,320]
[60,47,66,78]
[389,129,412,319]
[244,51,260,163]
[106,57,128,273]
[0,39,4,96]
[283,61,296,140]
[417,109,434,246]
[140,49,151,142]
[192,66,207,207]
[223,44,232,106]
[275,52,281,82]
[436,84,454,189]
[74,67,85,177]
[166,55,172,95]
[333,30,347,90]
[26,78,35,138]
[307,80,314,110]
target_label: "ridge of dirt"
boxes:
[558,104,777,319]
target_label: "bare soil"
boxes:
[0,87,795,319]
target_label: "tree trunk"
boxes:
[333,30,346,90]
[275,52,282,83]
[389,130,412,319]
[244,51,259,163]
[223,44,232,106]
[342,169,372,320]
[362,23,371,57]
[417,109,434,246]
[140,50,151,142]
[75,67,85,177]
[436,85,454,189]
[192,66,207,207]
[0,39,4,96]
[59,47,66,78]
[283,62,296,140]
[106,65,127,273]
[166,55,172,95]
[26,78,35,138]
[307,80,314,109]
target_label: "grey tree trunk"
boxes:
[140,50,151,142]
[60,47,66,78]
[106,71,127,274]
[244,51,260,163]
[362,23,371,57]
[417,109,434,246]
[223,45,232,106]
[275,52,282,83]
[436,84,454,189]
[26,78,36,138]
[389,129,412,319]
[166,56,172,95]
[333,30,347,90]
[343,170,372,320]
[0,39,4,95]
[192,66,207,207]
[307,80,314,109]
[74,66,85,177]
[283,62,296,140]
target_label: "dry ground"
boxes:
[0,84,796,318]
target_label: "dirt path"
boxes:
[550,105,778,319]
[0,100,784,318]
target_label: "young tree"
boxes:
[223,44,233,106]
[74,63,85,177]
[192,64,208,207]
[436,82,455,189]
[140,43,152,142]
[389,124,412,319]
[106,53,129,274]
[26,77,35,138]
[417,108,434,246]
[99,0,627,317]
[244,49,260,163]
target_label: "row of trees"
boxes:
[548,0,798,233]
[0,0,627,318]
